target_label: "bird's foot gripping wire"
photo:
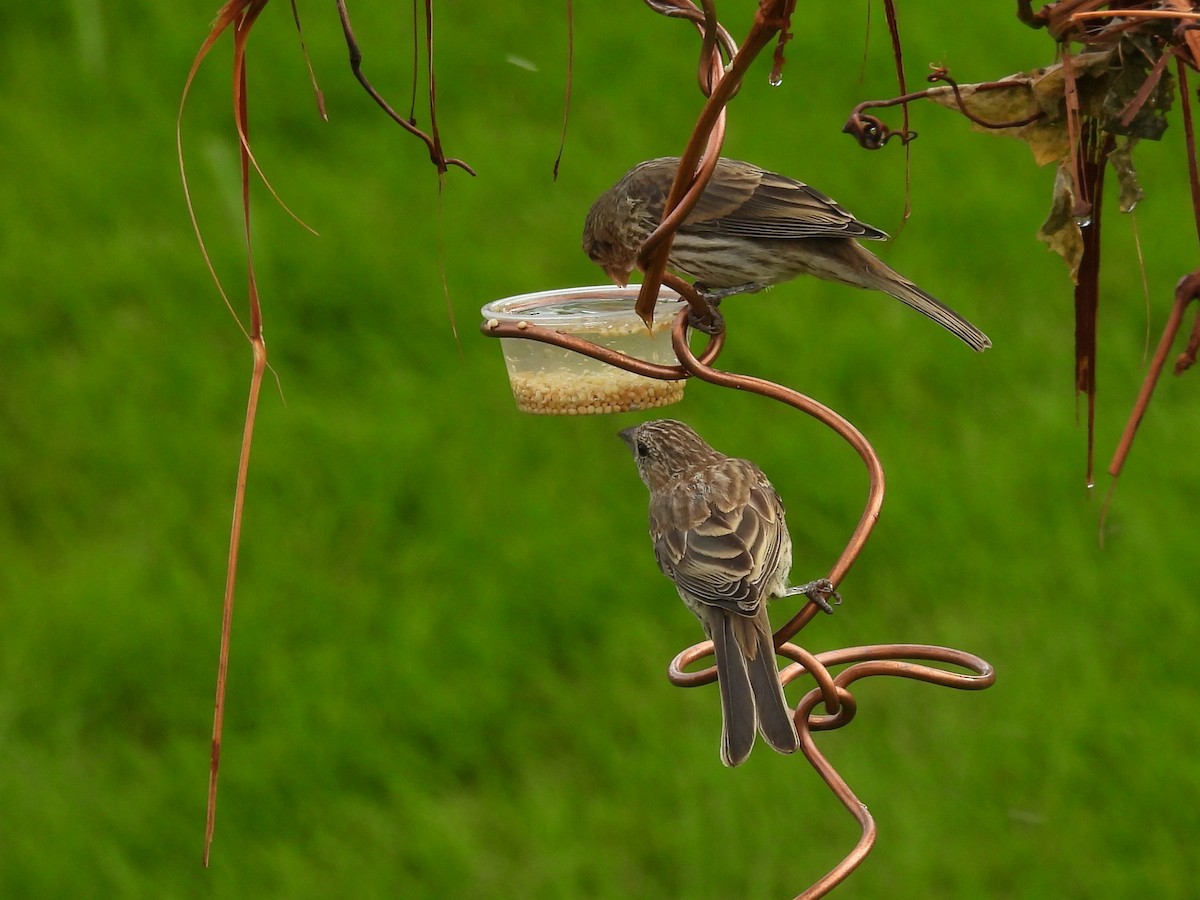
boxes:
[686,295,726,335]
[784,578,842,614]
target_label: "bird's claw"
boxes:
[687,301,725,335]
[784,578,842,614]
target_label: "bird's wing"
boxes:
[650,457,787,617]
[683,160,889,242]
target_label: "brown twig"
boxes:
[1029,0,1200,49]
[1074,8,1200,23]
[880,0,913,212]
[769,0,799,85]
[1166,0,1200,67]
[288,0,327,119]
[1072,126,1113,488]
[335,0,475,175]
[843,73,1046,149]
[552,0,574,180]
[1108,270,1200,477]
[177,0,274,867]
[1178,59,1200,243]
[1117,44,1174,128]
[1103,49,1200,516]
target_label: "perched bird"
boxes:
[583,156,991,351]
[619,418,836,767]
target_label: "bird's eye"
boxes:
[636,440,651,458]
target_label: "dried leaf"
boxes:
[1029,51,1112,118]
[924,76,1038,123]
[1103,58,1174,140]
[1021,120,1073,167]
[927,50,1179,168]
[926,76,1070,166]
[1038,163,1085,281]
[1108,139,1145,213]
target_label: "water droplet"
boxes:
[1119,197,1140,213]
[1086,480,1095,490]
[1073,213,1093,228]
[768,71,783,87]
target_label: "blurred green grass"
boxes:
[2,2,1198,897]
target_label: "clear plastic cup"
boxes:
[481,285,688,415]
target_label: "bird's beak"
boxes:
[618,426,637,453]
[605,264,630,288]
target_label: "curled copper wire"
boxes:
[669,639,994,897]
[482,1,995,896]
[659,314,999,897]
[482,303,996,898]
[634,0,796,328]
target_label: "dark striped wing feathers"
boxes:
[634,157,888,243]
[649,456,787,616]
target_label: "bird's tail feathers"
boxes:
[876,270,992,352]
[746,622,800,755]
[712,611,757,768]
[847,246,991,351]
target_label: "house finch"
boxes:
[583,156,991,351]
[619,418,838,767]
